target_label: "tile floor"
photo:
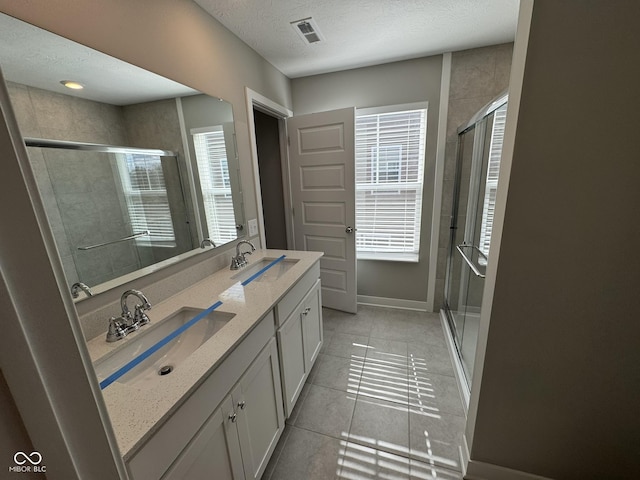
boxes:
[263,305,466,480]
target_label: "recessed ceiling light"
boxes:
[60,80,84,90]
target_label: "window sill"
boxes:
[357,252,419,263]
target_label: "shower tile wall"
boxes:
[434,43,513,309]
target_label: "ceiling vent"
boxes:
[290,17,325,44]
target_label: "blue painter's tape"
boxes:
[99,300,224,390]
[240,255,287,287]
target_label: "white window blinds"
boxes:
[355,105,427,261]
[117,153,176,244]
[478,103,508,257]
[192,127,236,246]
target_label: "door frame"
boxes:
[245,87,293,249]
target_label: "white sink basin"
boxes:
[94,307,235,388]
[231,257,298,284]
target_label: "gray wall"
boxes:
[468,1,640,478]
[291,57,443,303]
[435,43,513,309]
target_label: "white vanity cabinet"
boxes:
[276,263,323,417]
[163,338,283,480]
[121,254,323,480]
[162,396,244,480]
[228,337,284,480]
[127,312,284,480]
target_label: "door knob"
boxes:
[346,226,356,233]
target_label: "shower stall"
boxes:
[443,93,508,387]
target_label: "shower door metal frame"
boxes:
[443,92,508,386]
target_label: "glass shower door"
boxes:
[445,100,507,385]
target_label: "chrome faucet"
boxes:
[106,289,152,342]
[200,238,216,248]
[70,282,93,298]
[230,240,255,270]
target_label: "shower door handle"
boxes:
[456,244,486,278]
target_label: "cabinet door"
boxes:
[277,304,306,417]
[232,338,284,480]
[302,280,323,370]
[162,396,244,480]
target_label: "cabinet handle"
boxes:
[302,307,311,316]
[229,413,237,423]
[237,401,246,410]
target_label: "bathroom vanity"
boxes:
[86,249,323,480]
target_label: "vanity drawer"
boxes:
[127,310,275,480]
[275,261,320,327]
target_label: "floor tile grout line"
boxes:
[315,309,466,478]
[336,336,364,480]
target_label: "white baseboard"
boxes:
[439,309,470,412]
[464,459,554,480]
[357,295,428,311]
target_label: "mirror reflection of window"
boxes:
[478,103,508,260]
[192,126,236,246]
[116,153,176,246]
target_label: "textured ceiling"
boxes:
[194,0,520,78]
[0,14,198,105]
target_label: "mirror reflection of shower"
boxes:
[444,94,508,387]
[25,135,241,294]
[25,141,194,289]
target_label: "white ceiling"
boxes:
[0,13,198,105]
[194,0,520,78]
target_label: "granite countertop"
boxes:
[85,249,322,459]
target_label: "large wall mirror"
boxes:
[0,13,246,300]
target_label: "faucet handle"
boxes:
[134,304,151,326]
[106,317,127,342]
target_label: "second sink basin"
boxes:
[94,306,235,388]
[231,257,298,284]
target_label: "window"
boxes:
[355,104,427,261]
[116,153,176,245]
[478,103,508,258]
[192,126,237,246]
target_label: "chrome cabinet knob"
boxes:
[346,226,356,233]
[237,401,246,410]
[229,413,237,423]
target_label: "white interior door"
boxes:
[287,107,357,313]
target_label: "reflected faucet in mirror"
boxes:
[70,282,93,298]
[200,238,216,248]
[106,289,152,342]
